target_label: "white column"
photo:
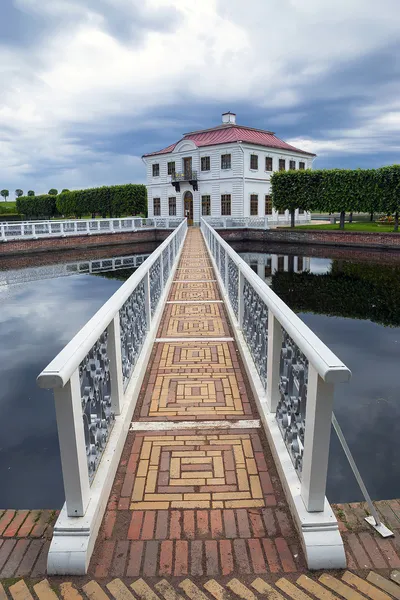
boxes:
[107,315,124,415]
[266,311,283,412]
[54,369,90,517]
[301,364,334,512]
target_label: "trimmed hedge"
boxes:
[56,184,147,218]
[271,165,400,229]
[16,194,58,218]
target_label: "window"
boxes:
[221,154,231,169]
[279,159,286,171]
[265,258,272,278]
[152,163,160,177]
[299,208,304,215]
[265,195,272,215]
[297,256,303,271]
[265,157,273,171]
[202,195,211,216]
[250,263,258,274]
[221,194,231,215]
[167,161,175,175]
[201,156,210,171]
[168,196,176,216]
[289,160,296,170]
[153,197,161,216]
[299,162,305,170]
[278,208,285,215]
[278,256,285,271]
[250,194,258,216]
[250,154,258,170]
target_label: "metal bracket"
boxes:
[365,516,394,538]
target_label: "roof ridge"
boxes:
[183,123,275,136]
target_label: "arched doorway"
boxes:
[183,191,194,226]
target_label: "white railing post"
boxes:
[107,315,124,415]
[301,364,334,512]
[238,268,245,329]
[144,272,152,330]
[0,224,5,241]
[266,311,283,412]
[224,250,229,292]
[54,369,90,517]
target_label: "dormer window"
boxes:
[152,163,160,177]
[250,154,258,170]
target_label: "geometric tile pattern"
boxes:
[169,281,220,302]
[130,433,267,510]
[156,342,235,373]
[175,268,215,280]
[159,303,230,337]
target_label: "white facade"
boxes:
[143,114,315,224]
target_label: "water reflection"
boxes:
[239,246,400,503]
[0,244,158,509]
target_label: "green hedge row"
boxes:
[16,195,58,218]
[271,165,400,229]
[56,184,147,218]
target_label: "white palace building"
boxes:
[142,112,315,225]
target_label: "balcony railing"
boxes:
[171,170,198,182]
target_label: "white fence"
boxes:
[202,214,311,229]
[201,218,351,568]
[0,217,184,241]
[36,219,187,574]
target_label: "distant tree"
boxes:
[61,189,70,193]
[27,190,35,196]
[15,189,23,198]
[48,189,58,195]
[0,189,9,202]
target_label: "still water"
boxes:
[0,244,156,509]
[1,242,399,508]
[237,244,400,504]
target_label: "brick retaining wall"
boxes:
[219,228,400,250]
[0,229,171,256]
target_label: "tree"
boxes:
[1,189,9,201]
[48,189,58,196]
[27,190,35,196]
[15,189,23,198]
[61,189,70,193]
[377,165,400,232]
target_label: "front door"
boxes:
[184,191,194,226]
[183,157,192,179]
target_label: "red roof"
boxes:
[142,123,316,158]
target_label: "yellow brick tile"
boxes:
[237,469,250,491]
[171,501,210,509]
[131,477,146,501]
[275,579,311,600]
[206,451,223,457]
[224,499,265,508]
[212,501,224,508]
[233,445,245,465]
[130,501,170,510]
[150,446,161,466]
[184,493,211,500]
[172,451,206,457]
[144,494,183,501]
[136,459,149,478]
[170,457,180,479]
[213,456,224,479]
[297,576,339,600]
[246,458,258,475]
[182,471,213,479]
[251,579,285,600]
[242,439,254,458]
[145,470,157,494]
[207,478,226,485]
[181,457,212,464]
[212,492,251,500]
[250,475,263,499]
[227,580,257,600]
[170,478,206,486]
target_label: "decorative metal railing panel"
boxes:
[227,257,239,318]
[150,256,162,316]
[162,248,170,285]
[119,279,148,390]
[80,330,115,483]
[220,246,226,283]
[202,215,311,229]
[276,329,309,478]
[242,279,269,389]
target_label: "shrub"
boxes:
[56,184,147,218]
[16,194,58,218]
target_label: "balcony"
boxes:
[171,170,198,192]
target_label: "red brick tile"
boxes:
[0,511,15,535]
[17,511,39,538]
[210,510,223,538]
[265,495,277,507]
[118,497,130,510]
[223,509,237,538]
[183,510,195,539]
[276,509,294,537]
[141,511,156,540]
[347,533,373,569]
[174,540,188,576]
[259,471,274,495]
[30,540,50,578]
[205,540,219,575]
[15,540,43,577]
[143,541,159,577]
[131,437,143,455]
[376,538,400,568]
[103,511,116,539]
[255,452,268,472]
[0,539,30,577]
[275,537,296,572]
[249,512,265,537]
[248,539,267,574]
[170,510,181,539]
[262,508,277,536]
[155,511,169,540]
[0,540,16,571]
[159,540,173,575]
[108,494,118,511]
[128,511,143,540]
[112,540,129,576]
[121,473,135,497]
[359,532,388,568]
[262,539,280,572]
[94,540,115,578]
[237,509,251,538]
[233,539,251,574]
[2,511,28,538]
[220,540,234,576]
[30,510,53,538]
[126,541,144,577]
[345,548,358,571]
[196,510,209,536]
[191,541,203,576]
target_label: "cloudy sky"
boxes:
[1,0,400,195]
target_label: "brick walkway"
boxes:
[89,227,304,578]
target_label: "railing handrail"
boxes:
[201,218,351,384]
[37,220,187,389]
[0,217,183,226]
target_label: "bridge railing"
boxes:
[201,218,351,513]
[37,219,187,518]
[202,214,311,229]
[0,217,184,241]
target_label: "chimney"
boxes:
[222,112,236,124]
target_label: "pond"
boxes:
[0,243,157,509]
[234,241,400,504]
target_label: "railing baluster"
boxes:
[266,311,283,412]
[144,271,152,330]
[238,268,245,329]
[107,315,124,415]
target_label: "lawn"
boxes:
[0,201,17,215]
[289,222,399,233]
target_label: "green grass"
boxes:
[0,200,17,215]
[288,222,399,233]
